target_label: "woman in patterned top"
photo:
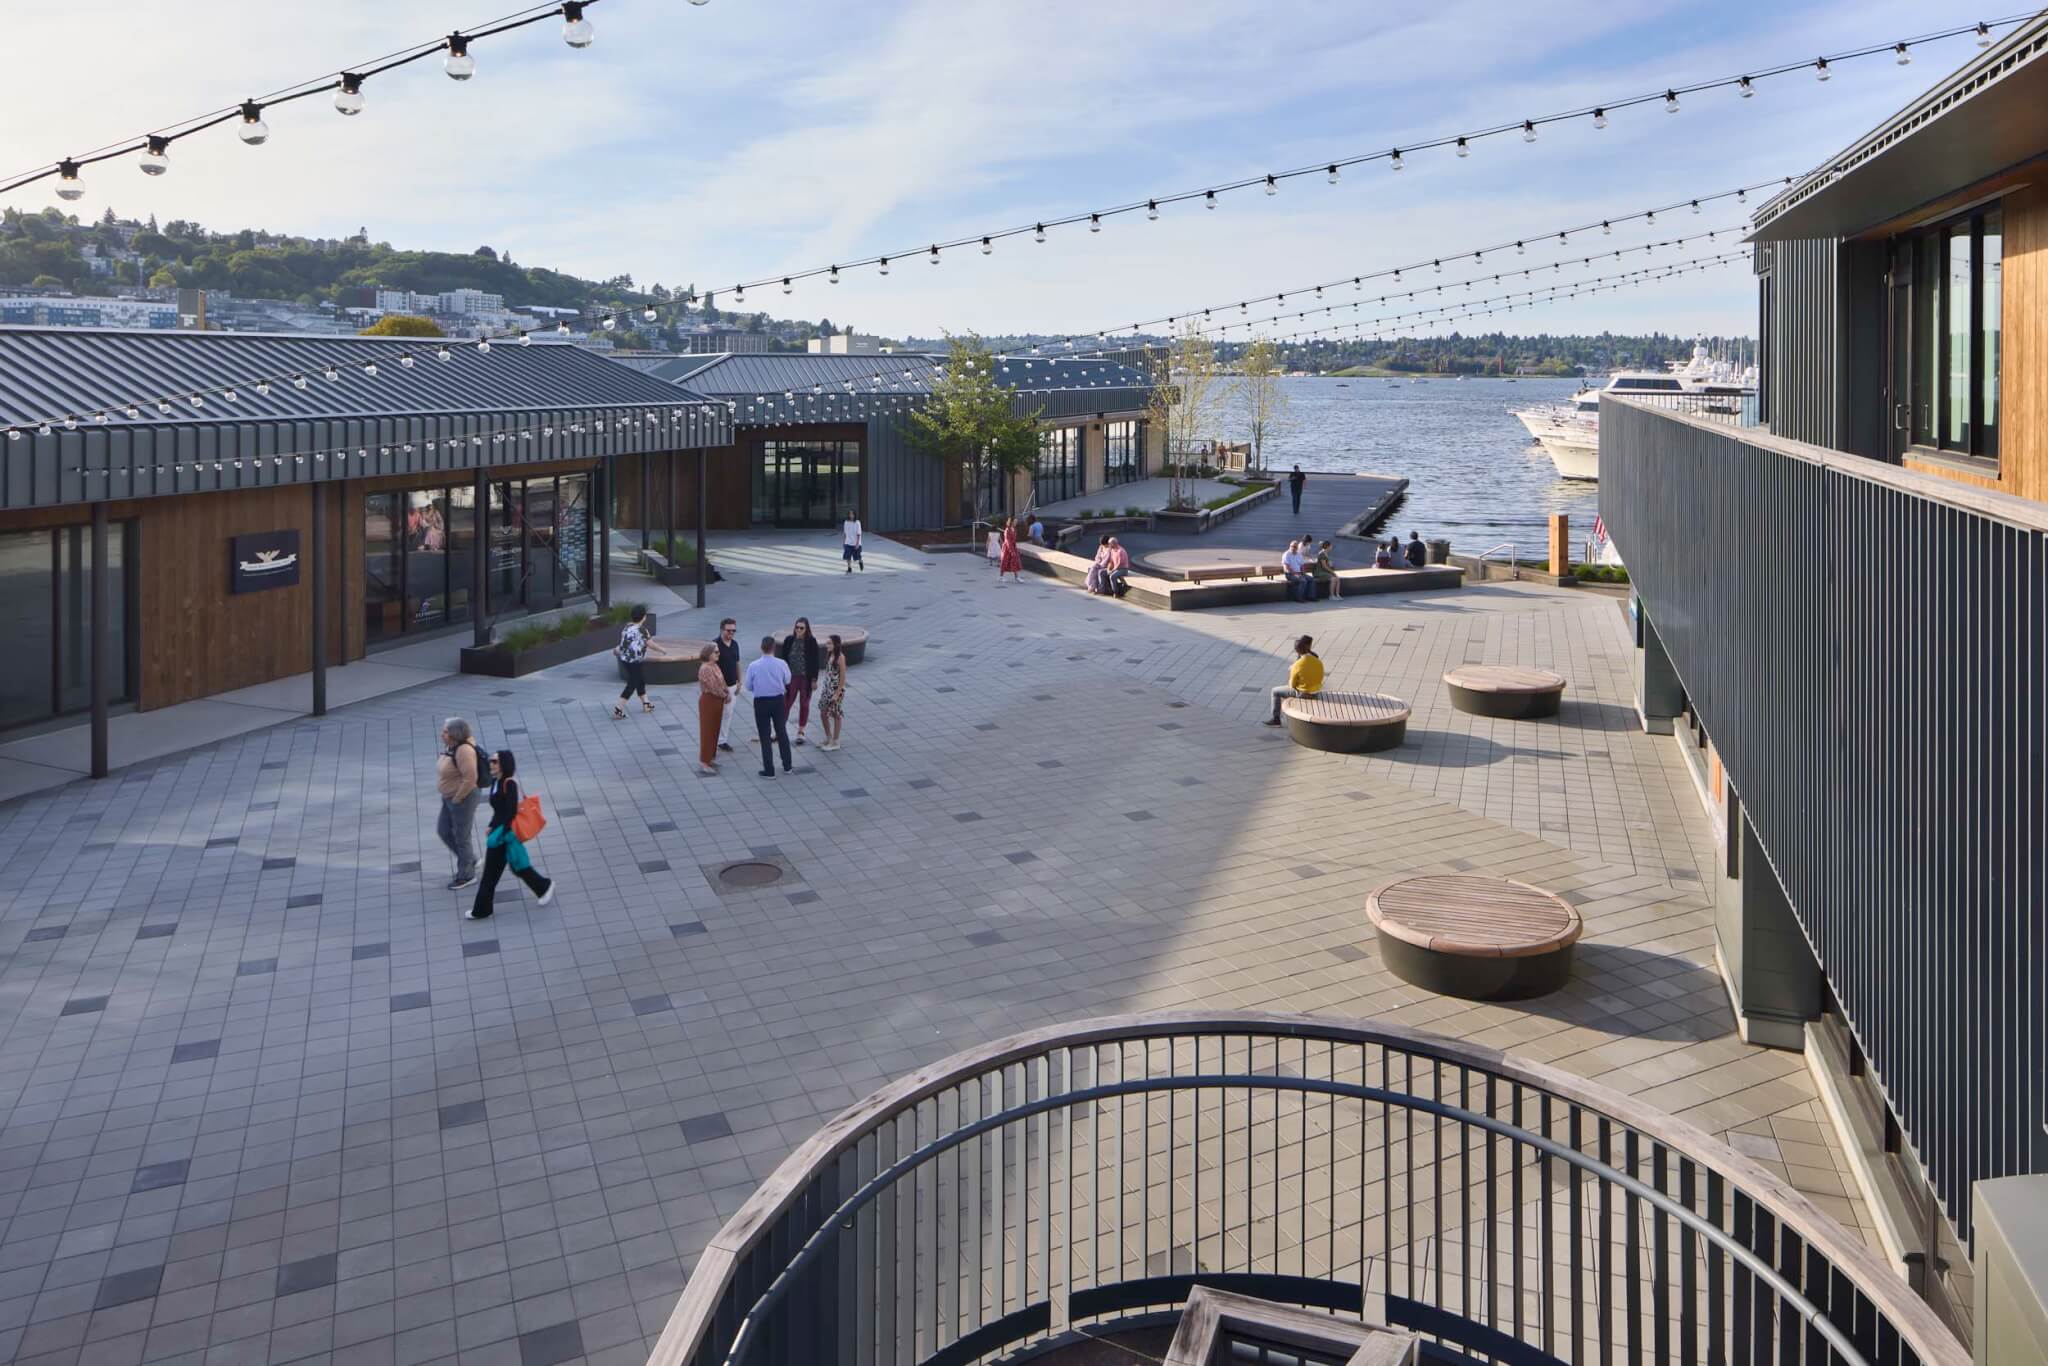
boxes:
[612,605,654,720]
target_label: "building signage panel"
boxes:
[230,530,301,593]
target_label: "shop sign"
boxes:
[231,530,301,593]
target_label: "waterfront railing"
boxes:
[646,1011,1963,1366]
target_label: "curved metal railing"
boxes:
[647,1012,1966,1366]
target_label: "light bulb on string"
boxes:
[782,277,794,293]
[1690,199,1700,214]
[291,375,307,390]
[556,320,570,334]
[1264,174,1279,196]
[1089,213,1102,232]
[1602,221,1611,235]
[237,102,269,145]
[877,256,890,275]
[1522,120,1537,143]
[1593,107,1608,129]
[561,2,594,48]
[1738,76,1755,97]
[643,304,657,320]
[1664,89,1680,113]
[1814,57,1830,81]
[928,245,940,265]
[1455,137,1469,158]
[140,136,169,176]
[435,346,452,361]
[602,315,616,331]
[445,33,474,79]
[476,338,491,353]
[1976,21,1993,46]
[1147,200,1160,220]
[334,73,365,115]
[1389,149,1403,171]
[981,237,993,255]
[517,331,532,346]
[55,159,83,201]
[1033,224,1047,243]
[828,265,840,284]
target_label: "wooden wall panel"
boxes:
[1904,185,2047,506]
[613,447,750,533]
[134,484,346,710]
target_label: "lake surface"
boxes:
[1260,375,1596,549]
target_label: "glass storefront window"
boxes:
[0,524,134,731]
[752,440,864,527]
[366,470,596,644]
[1900,203,2002,464]
[364,493,403,644]
[557,474,591,599]
[1033,427,1080,507]
[1103,420,1140,487]
[405,489,449,629]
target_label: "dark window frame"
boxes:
[1032,425,1081,507]
[1895,201,2001,468]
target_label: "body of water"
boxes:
[1260,375,1596,548]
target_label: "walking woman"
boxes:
[469,750,555,920]
[696,643,728,776]
[612,605,653,720]
[998,517,1023,583]
[777,616,821,745]
[818,634,848,751]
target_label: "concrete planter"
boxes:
[1151,509,1208,535]
[459,612,655,679]
[641,549,722,587]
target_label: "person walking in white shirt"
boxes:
[743,637,795,777]
[841,509,863,573]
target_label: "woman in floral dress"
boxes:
[818,634,848,751]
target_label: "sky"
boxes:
[0,0,2008,342]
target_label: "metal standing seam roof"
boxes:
[643,350,1155,398]
[0,326,727,431]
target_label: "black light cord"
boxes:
[0,2,603,196]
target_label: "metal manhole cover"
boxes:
[716,861,784,889]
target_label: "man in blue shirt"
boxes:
[743,636,795,777]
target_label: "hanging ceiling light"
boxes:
[561,2,594,48]
[334,73,365,115]
[55,159,83,201]
[238,101,269,145]
[140,135,170,176]
[445,32,475,79]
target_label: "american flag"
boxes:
[1589,514,1608,548]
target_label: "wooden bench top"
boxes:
[643,638,715,662]
[1367,875,1582,958]
[1442,665,1567,694]
[1280,692,1411,727]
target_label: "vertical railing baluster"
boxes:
[1600,1116,1614,1366]
[1653,1141,1670,1366]
[1625,1129,1643,1365]
[1679,1157,1698,1366]
[1569,1103,1584,1360]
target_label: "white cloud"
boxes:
[0,0,1994,339]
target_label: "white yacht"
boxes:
[1511,342,1756,481]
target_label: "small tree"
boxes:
[903,334,1040,527]
[359,314,445,338]
[1146,323,1226,509]
[1236,336,1290,476]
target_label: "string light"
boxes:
[1814,57,1831,81]
[1147,200,1160,219]
[1521,121,1537,143]
[561,2,594,47]
[1089,213,1102,232]
[334,73,366,115]
[1739,76,1755,97]
[1389,149,1403,171]
[1894,42,1911,64]
[981,236,993,255]
[1454,137,1469,157]
[1977,21,1993,46]
[140,137,170,176]
[1664,89,1680,113]
[445,33,475,79]
[1264,174,1279,196]
[237,102,269,144]
[55,159,82,200]
[1033,224,1046,243]
[877,256,890,274]
[1593,107,1608,129]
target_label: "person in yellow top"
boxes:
[1264,635,1323,725]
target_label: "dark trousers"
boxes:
[1289,483,1303,513]
[755,695,793,773]
[1286,573,1311,602]
[472,838,548,917]
[619,661,647,700]
[783,675,815,729]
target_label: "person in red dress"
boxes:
[998,517,1024,583]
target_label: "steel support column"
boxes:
[89,502,109,779]
[596,462,611,611]
[640,455,650,551]
[311,481,328,717]
[695,448,707,610]
[473,469,490,647]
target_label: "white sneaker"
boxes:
[464,908,489,920]
[537,882,556,906]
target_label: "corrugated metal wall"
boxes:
[860,385,1151,532]
[1602,398,2048,1244]
[1757,239,1891,461]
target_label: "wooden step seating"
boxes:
[1366,874,1582,1000]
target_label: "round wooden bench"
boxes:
[770,624,868,666]
[623,638,716,687]
[1280,692,1409,753]
[1366,875,1582,1000]
[1442,665,1566,719]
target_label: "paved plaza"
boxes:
[0,534,1874,1365]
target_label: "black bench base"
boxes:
[1446,685,1563,719]
[1375,932,1576,1001]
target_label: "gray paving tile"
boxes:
[92,1265,162,1310]
[277,1253,339,1298]
[518,1317,585,1366]
[169,1039,220,1065]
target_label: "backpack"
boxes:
[449,740,489,791]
